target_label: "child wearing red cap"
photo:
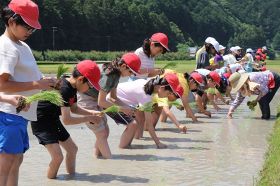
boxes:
[98,53,142,148]
[31,60,103,179]
[115,73,183,148]
[157,69,200,133]
[0,1,56,185]
[132,32,169,80]
[205,71,230,111]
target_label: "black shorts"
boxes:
[196,89,205,97]
[31,118,70,145]
[105,112,134,125]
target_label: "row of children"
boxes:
[0,0,197,184]
[195,36,280,120]
[1,1,280,185]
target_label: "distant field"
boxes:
[38,60,280,74]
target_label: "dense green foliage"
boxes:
[0,0,279,51]
[32,50,192,61]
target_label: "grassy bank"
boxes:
[257,107,280,186]
[37,60,280,74]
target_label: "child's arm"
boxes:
[144,112,167,148]
[0,95,29,111]
[181,95,198,122]
[70,103,102,116]
[99,89,133,115]
[60,106,101,125]
[0,74,55,92]
[162,106,187,133]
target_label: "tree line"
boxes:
[0,0,279,52]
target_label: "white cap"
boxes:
[230,46,237,53]
[235,46,242,50]
[219,45,226,51]
[205,37,219,52]
[205,37,215,43]
[262,46,267,51]
[246,48,254,53]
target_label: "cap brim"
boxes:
[128,66,140,76]
[170,85,183,98]
[159,42,170,51]
[21,16,41,29]
[88,80,100,91]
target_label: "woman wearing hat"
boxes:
[0,0,56,185]
[132,32,170,80]
[227,71,280,119]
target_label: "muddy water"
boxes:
[19,92,278,186]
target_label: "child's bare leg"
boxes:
[159,109,168,122]
[195,94,211,117]
[60,137,78,175]
[0,154,17,186]
[45,144,64,179]
[94,127,111,159]
[6,154,23,186]
[134,111,145,139]
[119,121,137,148]
[153,105,162,128]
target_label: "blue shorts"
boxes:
[0,112,29,154]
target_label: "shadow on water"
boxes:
[155,127,201,133]
[112,154,184,161]
[57,173,149,184]
[142,137,213,143]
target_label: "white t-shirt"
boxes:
[0,35,42,121]
[134,47,155,78]
[116,79,152,107]
[195,69,210,76]
[223,54,237,66]
[229,63,243,73]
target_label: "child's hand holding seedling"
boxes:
[16,91,64,113]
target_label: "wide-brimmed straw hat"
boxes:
[229,72,249,93]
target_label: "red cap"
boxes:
[261,66,267,71]
[223,73,231,79]
[77,60,101,90]
[190,72,203,85]
[121,53,141,75]
[164,73,184,97]
[150,33,170,51]
[209,71,221,86]
[255,55,261,61]
[9,0,41,29]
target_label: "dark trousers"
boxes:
[258,72,280,119]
